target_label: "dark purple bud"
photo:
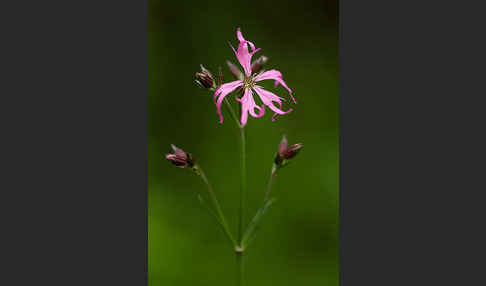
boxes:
[166,144,195,168]
[226,60,244,80]
[274,135,303,166]
[251,56,268,74]
[195,64,215,89]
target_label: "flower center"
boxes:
[243,76,255,89]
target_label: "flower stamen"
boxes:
[243,77,255,90]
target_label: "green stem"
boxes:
[240,164,278,248]
[263,164,277,202]
[236,126,246,286]
[195,165,237,247]
[212,85,246,285]
[224,98,242,128]
[236,252,244,286]
[238,127,247,245]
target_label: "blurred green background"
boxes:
[149,0,338,285]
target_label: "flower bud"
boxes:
[226,60,244,80]
[166,144,195,168]
[195,65,215,89]
[251,56,268,74]
[274,135,303,167]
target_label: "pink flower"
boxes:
[214,28,296,126]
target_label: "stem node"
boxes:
[235,246,244,255]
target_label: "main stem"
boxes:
[237,126,246,286]
[236,252,244,286]
[238,127,247,244]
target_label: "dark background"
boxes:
[149,0,338,285]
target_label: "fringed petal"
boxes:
[214,80,244,123]
[237,88,265,126]
[252,85,293,121]
[254,69,296,103]
[232,28,261,77]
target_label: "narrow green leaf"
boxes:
[197,194,221,223]
[198,193,237,247]
[198,194,224,230]
[241,198,277,248]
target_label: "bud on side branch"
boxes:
[274,135,303,167]
[166,144,195,169]
[195,64,216,89]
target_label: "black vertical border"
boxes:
[1,0,148,285]
[341,0,486,286]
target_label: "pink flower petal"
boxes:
[232,28,260,77]
[252,85,293,121]
[254,69,296,103]
[236,27,245,43]
[236,28,256,51]
[232,44,261,77]
[237,88,265,126]
[214,80,243,123]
